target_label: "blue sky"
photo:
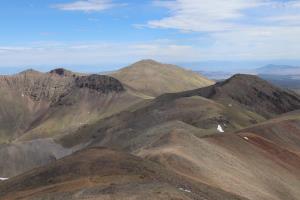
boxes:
[1,0,300,73]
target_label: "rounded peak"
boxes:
[127,60,180,72]
[217,74,271,90]
[222,74,262,84]
[132,59,162,66]
[49,68,75,77]
[229,73,258,80]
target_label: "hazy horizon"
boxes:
[1,59,300,75]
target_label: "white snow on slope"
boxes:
[0,177,8,181]
[217,124,224,133]
[179,188,191,193]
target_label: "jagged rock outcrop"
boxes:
[75,74,125,93]
[49,68,76,77]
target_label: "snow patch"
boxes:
[0,177,8,181]
[243,137,249,141]
[179,188,191,193]
[228,104,232,107]
[21,93,25,97]
[217,125,224,133]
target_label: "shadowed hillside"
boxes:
[157,74,300,118]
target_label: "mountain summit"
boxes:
[110,60,214,97]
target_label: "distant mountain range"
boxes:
[196,70,235,80]
[197,64,300,92]
[256,64,300,76]
[254,64,300,92]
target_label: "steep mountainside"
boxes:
[110,59,214,97]
[0,69,142,143]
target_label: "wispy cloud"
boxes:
[148,0,300,31]
[0,47,32,52]
[53,0,119,12]
[266,14,300,25]
[148,0,264,32]
[143,0,300,61]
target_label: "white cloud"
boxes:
[148,0,300,32]
[270,0,300,8]
[2,27,300,68]
[0,47,32,52]
[149,0,264,32]
[203,26,300,60]
[3,0,300,65]
[144,0,300,61]
[53,0,118,12]
[266,14,300,25]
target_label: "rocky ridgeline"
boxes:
[0,70,73,102]
[210,74,300,116]
[0,69,125,103]
[156,74,300,118]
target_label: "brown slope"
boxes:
[0,138,73,178]
[6,117,300,200]
[54,75,300,200]
[0,70,143,177]
[59,94,264,149]
[0,70,142,143]
[136,127,300,200]
[60,74,300,149]
[157,74,300,118]
[18,74,137,140]
[110,59,214,97]
[1,73,299,200]
[236,110,300,155]
[0,69,73,143]
[0,147,249,200]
